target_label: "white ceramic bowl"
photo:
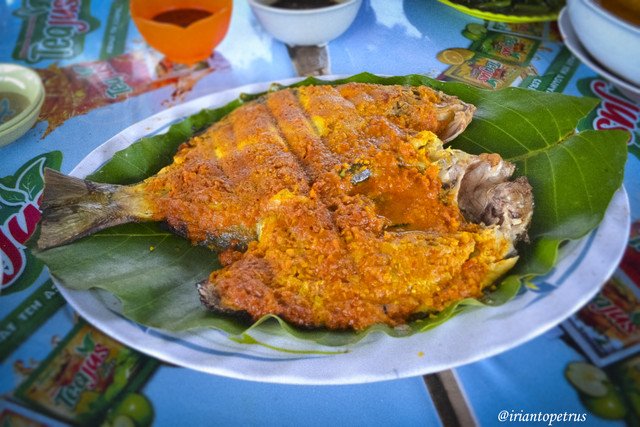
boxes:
[567,0,640,86]
[248,0,362,46]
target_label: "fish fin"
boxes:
[440,94,475,143]
[37,168,137,250]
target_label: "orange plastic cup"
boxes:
[130,0,232,64]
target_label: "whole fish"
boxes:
[38,82,533,330]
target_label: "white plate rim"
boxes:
[54,78,631,385]
[558,7,640,101]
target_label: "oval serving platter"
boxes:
[54,78,630,385]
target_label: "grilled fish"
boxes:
[38,82,533,330]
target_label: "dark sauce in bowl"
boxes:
[0,92,31,125]
[270,0,339,9]
[152,8,212,27]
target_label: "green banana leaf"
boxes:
[32,73,629,347]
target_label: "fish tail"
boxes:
[37,168,148,250]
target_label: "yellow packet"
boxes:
[13,320,157,425]
[443,55,525,90]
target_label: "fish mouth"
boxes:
[196,278,254,324]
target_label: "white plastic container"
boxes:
[247,0,362,46]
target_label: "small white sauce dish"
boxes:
[567,0,640,87]
[248,0,362,46]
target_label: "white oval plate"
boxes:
[56,79,631,385]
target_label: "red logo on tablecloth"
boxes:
[0,199,42,288]
[590,80,639,146]
[1,152,61,293]
[1,158,45,288]
[578,76,640,158]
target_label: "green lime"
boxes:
[466,23,487,35]
[582,389,628,420]
[112,393,154,427]
[462,29,483,41]
[565,362,609,397]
